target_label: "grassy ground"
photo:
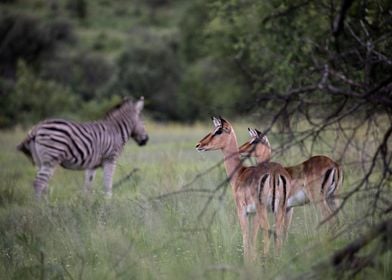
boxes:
[1,121,389,279]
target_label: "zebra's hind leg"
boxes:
[33,164,55,200]
[84,169,96,194]
[103,161,116,198]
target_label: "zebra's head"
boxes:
[106,96,149,146]
[130,97,149,146]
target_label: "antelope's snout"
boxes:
[195,143,205,151]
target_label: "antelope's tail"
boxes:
[274,174,288,213]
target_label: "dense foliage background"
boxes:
[0,0,391,278]
[1,0,391,126]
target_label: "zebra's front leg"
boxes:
[84,169,96,194]
[103,161,116,198]
[34,164,55,200]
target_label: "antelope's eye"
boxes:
[214,128,223,135]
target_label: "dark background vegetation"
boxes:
[0,0,391,278]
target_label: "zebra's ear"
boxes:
[135,96,144,113]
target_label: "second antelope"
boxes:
[239,128,343,231]
[196,117,291,261]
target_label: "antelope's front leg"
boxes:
[84,169,96,194]
[237,207,251,262]
[103,161,116,198]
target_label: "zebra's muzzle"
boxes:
[137,136,149,146]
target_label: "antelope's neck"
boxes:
[221,133,242,188]
[256,146,272,163]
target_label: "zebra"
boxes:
[17,96,149,199]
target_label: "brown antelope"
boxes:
[195,117,291,260]
[238,128,343,232]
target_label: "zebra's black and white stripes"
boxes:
[17,97,148,199]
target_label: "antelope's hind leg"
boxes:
[249,208,261,261]
[274,206,286,255]
[259,208,270,257]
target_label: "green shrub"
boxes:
[115,28,181,120]
[5,61,78,127]
[66,0,88,20]
[0,11,74,78]
[177,57,247,121]
[41,52,115,101]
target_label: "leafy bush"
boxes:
[0,11,74,78]
[78,95,122,121]
[41,52,115,101]
[115,28,181,120]
[1,61,78,127]
[177,57,247,121]
[66,0,88,20]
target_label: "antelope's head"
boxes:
[238,128,271,161]
[195,116,233,151]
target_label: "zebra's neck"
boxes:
[104,107,134,144]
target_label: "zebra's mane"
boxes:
[104,98,134,120]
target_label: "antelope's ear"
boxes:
[261,135,270,146]
[255,129,263,137]
[249,128,258,137]
[212,116,222,127]
[219,117,231,132]
[135,96,144,113]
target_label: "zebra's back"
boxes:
[19,118,122,170]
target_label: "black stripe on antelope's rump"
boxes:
[321,168,333,194]
[280,175,287,205]
[259,174,269,203]
[327,168,339,197]
[272,175,276,213]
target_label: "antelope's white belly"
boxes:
[287,190,309,208]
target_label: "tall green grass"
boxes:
[0,122,390,279]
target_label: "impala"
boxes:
[195,117,291,260]
[239,128,343,232]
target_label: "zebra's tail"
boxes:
[17,130,36,163]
